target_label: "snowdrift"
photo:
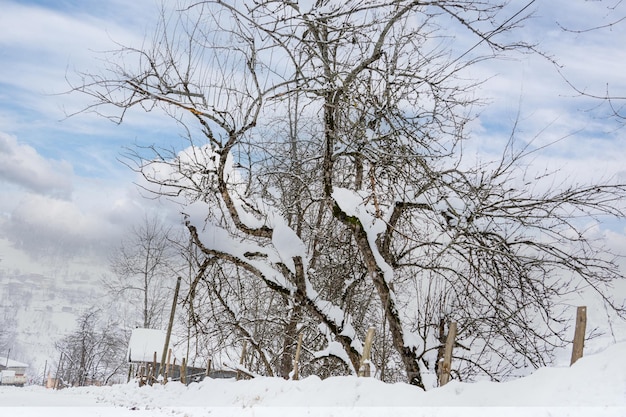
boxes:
[2,342,625,416]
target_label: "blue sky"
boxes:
[1,0,625,278]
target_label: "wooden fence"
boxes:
[129,306,588,388]
[436,305,588,386]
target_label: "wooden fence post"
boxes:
[236,341,247,381]
[54,351,64,390]
[206,359,212,378]
[42,360,47,387]
[161,277,182,378]
[163,348,172,384]
[359,327,376,377]
[181,357,187,385]
[438,322,457,387]
[292,333,304,380]
[570,306,587,365]
[150,351,158,385]
[138,365,145,387]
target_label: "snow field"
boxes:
[1,342,624,416]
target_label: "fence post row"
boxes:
[128,307,589,388]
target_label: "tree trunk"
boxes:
[279,305,300,379]
[347,215,424,388]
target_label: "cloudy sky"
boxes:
[0,0,625,280]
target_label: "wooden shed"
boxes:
[0,356,28,386]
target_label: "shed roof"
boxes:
[0,357,28,369]
[127,328,183,363]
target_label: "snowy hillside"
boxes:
[1,342,624,416]
[0,269,102,374]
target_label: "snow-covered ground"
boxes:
[1,342,625,416]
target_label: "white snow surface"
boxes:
[1,342,625,416]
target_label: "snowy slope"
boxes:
[0,269,104,374]
[1,342,624,416]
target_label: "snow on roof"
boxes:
[0,357,28,369]
[126,328,183,363]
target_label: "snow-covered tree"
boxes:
[73,0,626,388]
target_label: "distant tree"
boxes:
[74,0,626,387]
[0,328,9,354]
[105,215,180,329]
[0,306,18,357]
[54,309,127,386]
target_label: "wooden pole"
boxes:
[359,327,376,377]
[146,352,155,386]
[181,357,187,385]
[438,322,457,387]
[570,306,587,365]
[42,360,47,387]
[292,333,304,380]
[205,359,212,377]
[236,341,247,381]
[54,352,64,390]
[164,348,172,384]
[161,277,182,378]
[138,365,145,387]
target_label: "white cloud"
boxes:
[0,181,163,265]
[0,0,624,277]
[0,2,145,95]
[0,132,73,198]
[460,2,626,186]
[0,142,183,270]
[0,0,169,138]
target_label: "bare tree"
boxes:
[0,328,9,355]
[72,0,626,388]
[106,215,180,329]
[54,309,127,386]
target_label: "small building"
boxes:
[126,329,235,385]
[0,357,28,386]
[127,328,180,364]
[127,328,185,384]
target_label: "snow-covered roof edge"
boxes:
[0,357,29,368]
[127,328,183,363]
